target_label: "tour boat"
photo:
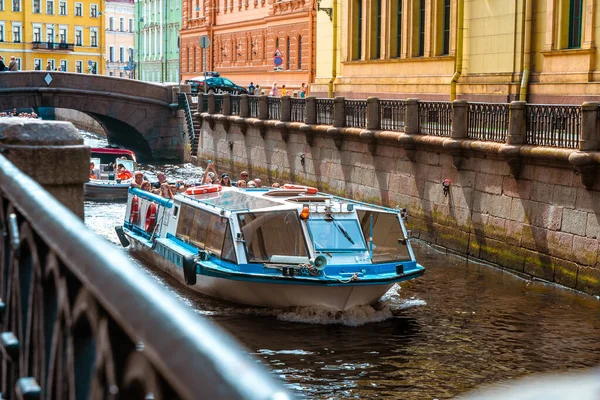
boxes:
[86,148,137,200]
[116,185,425,310]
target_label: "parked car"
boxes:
[186,74,248,95]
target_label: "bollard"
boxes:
[579,102,599,151]
[240,94,249,118]
[197,94,205,113]
[222,93,231,116]
[451,100,468,139]
[207,92,216,114]
[305,96,317,125]
[258,95,269,120]
[0,119,89,219]
[367,97,380,130]
[280,96,291,122]
[333,96,345,128]
[507,101,527,145]
[404,98,419,134]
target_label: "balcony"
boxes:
[32,42,74,51]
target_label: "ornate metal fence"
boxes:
[290,98,305,123]
[526,104,581,148]
[249,96,259,118]
[467,102,509,142]
[380,100,406,131]
[0,155,289,399]
[268,97,281,121]
[231,95,241,116]
[316,99,334,125]
[214,94,224,114]
[344,99,367,128]
[418,101,452,136]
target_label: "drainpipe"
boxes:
[519,0,532,102]
[328,0,338,98]
[450,0,464,101]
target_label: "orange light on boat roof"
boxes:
[299,205,310,220]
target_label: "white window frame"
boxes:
[108,17,114,30]
[58,0,66,15]
[75,60,82,73]
[128,18,133,32]
[46,24,54,42]
[58,25,67,43]
[32,0,40,13]
[15,57,21,70]
[74,2,82,16]
[33,58,42,70]
[90,3,97,17]
[75,26,82,46]
[59,59,67,72]
[48,59,55,70]
[32,23,42,42]
[12,23,21,43]
[0,0,4,11]
[46,0,53,14]
[90,61,97,74]
[0,23,5,43]
[109,45,114,62]
[12,0,21,12]
[90,28,98,47]
[119,46,125,62]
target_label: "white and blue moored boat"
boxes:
[116,184,425,311]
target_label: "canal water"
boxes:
[82,131,600,399]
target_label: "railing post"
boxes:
[367,97,380,130]
[333,96,345,128]
[258,95,269,120]
[580,102,599,151]
[240,94,249,118]
[222,93,231,116]
[280,96,291,122]
[207,92,216,114]
[507,101,527,145]
[197,94,204,113]
[451,100,468,139]
[0,120,89,219]
[404,98,419,134]
[305,96,317,125]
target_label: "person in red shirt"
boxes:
[117,163,132,181]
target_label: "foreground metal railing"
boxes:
[380,99,406,131]
[344,99,367,128]
[316,99,334,125]
[214,94,224,115]
[249,96,259,118]
[418,101,452,136]
[526,104,581,148]
[268,97,281,120]
[467,102,509,142]
[290,98,305,123]
[0,155,290,399]
[231,95,241,116]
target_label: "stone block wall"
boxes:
[196,116,600,297]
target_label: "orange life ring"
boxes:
[145,203,158,233]
[282,184,318,195]
[129,195,140,225]
[186,184,223,195]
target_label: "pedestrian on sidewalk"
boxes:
[0,56,5,72]
[8,57,18,71]
[248,82,256,95]
[269,82,278,97]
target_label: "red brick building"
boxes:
[180,0,315,93]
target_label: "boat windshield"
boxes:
[238,210,309,263]
[307,217,366,252]
[357,210,411,263]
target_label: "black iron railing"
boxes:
[178,92,195,145]
[344,99,367,128]
[214,94,224,114]
[290,98,305,123]
[468,102,509,142]
[231,95,241,116]
[380,100,406,131]
[249,96,259,118]
[418,101,452,136]
[268,97,281,120]
[316,99,334,125]
[32,41,74,51]
[0,155,289,399]
[526,104,581,148]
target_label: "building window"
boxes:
[297,36,302,69]
[15,58,21,69]
[286,37,290,70]
[59,28,66,43]
[109,17,114,30]
[128,18,133,32]
[0,0,3,11]
[119,17,124,31]
[90,3,97,17]
[91,30,97,46]
[48,59,55,70]
[109,71,114,76]
[109,46,114,62]
[12,0,19,12]
[60,60,67,71]
[59,0,65,15]
[76,60,82,73]
[568,0,583,48]
[90,61,97,74]
[373,0,382,58]
[75,28,82,45]
[0,25,3,42]
[120,47,125,62]
[74,2,81,15]
[441,0,451,55]
[33,26,41,42]
[418,0,425,56]
[13,25,21,43]
[119,71,124,77]
[353,0,363,60]
[46,0,53,14]
[33,0,40,13]
[393,0,402,58]
[46,27,54,42]
[34,58,41,70]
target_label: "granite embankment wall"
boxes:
[194,102,600,296]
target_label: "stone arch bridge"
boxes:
[0,71,187,161]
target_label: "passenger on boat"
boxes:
[253,178,262,188]
[130,171,144,188]
[247,181,257,188]
[141,181,152,192]
[117,164,133,181]
[152,172,167,189]
[239,171,249,181]
[221,174,232,187]
[201,160,218,185]
[160,182,174,199]
[272,182,280,188]
[89,162,97,179]
[236,180,247,188]
[175,180,187,193]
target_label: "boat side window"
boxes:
[237,210,308,263]
[176,204,233,259]
[357,210,411,263]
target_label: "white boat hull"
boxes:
[128,237,394,311]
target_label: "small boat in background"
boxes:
[116,184,425,310]
[85,147,137,200]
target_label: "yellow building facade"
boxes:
[0,0,104,73]
[313,0,600,104]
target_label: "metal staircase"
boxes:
[177,93,196,156]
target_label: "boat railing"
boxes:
[0,154,290,399]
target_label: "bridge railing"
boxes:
[0,153,290,399]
